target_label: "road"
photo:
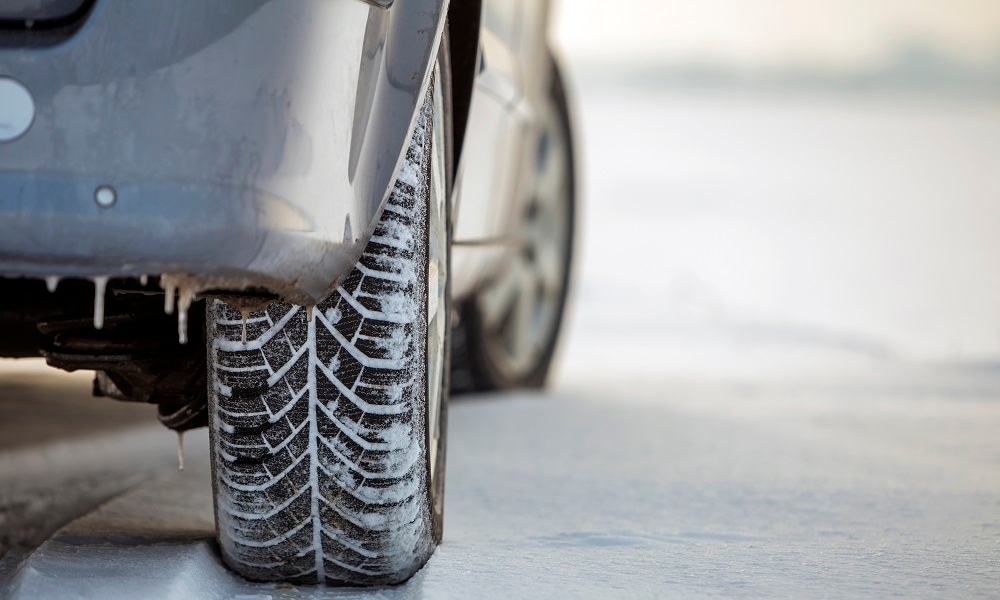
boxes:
[1,360,999,598]
[3,85,1000,597]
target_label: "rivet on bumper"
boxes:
[94,185,117,208]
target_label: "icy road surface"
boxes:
[2,363,1000,598]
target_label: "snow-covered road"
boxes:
[3,364,1000,598]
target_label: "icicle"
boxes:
[177,287,195,345]
[139,274,148,287]
[164,282,176,315]
[241,310,249,346]
[45,276,59,293]
[306,305,314,321]
[92,276,108,330]
[176,430,185,471]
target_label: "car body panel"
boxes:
[450,0,559,298]
[0,0,446,304]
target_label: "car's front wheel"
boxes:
[206,70,449,586]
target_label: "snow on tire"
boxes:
[207,96,439,586]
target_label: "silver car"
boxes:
[0,0,576,586]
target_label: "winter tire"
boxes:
[207,68,449,586]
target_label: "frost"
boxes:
[374,326,410,361]
[373,218,415,250]
[381,381,408,403]
[325,307,341,324]
[396,158,420,188]
[379,291,416,322]
[353,475,420,505]
[377,421,413,451]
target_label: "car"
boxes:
[0,0,576,586]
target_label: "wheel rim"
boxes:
[426,66,448,486]
[476,99,571,380]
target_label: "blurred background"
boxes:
[550,0,1000,383]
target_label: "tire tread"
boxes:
[209,100,434,586]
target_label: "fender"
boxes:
[0,0,447,304]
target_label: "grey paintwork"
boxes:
[450,0,562,297]
[0,0,446,304]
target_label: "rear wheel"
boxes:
[452,60,575,391]
[207,68,449,585]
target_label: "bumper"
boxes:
[0,0,445,303]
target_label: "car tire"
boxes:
[206,65,450,586]
[451,58,575,392]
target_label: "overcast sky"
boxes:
[553,0,1000,70]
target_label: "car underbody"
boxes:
[0,276,216,430]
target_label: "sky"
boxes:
[553,0,1000,71]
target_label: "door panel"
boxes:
[453,0,555,298]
